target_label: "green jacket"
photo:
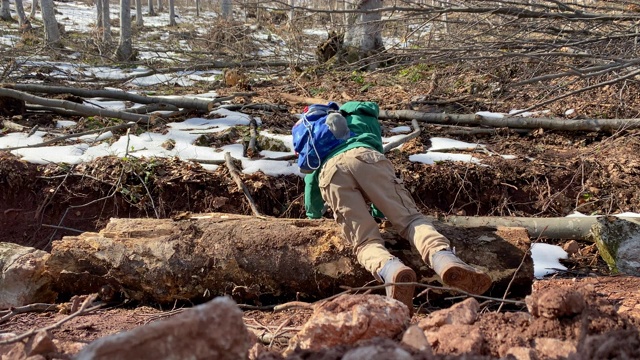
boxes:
[304,101,384,219]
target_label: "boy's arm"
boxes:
[304,173,325,219]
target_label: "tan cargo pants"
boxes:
[319,147,450,279]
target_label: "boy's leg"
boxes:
[349,148,492,295]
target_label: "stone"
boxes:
[342,344,413,360]
[562,240,580,255]
[400,325,432,354]
[591,216,640,275]
[534,338,577,359]
[75,296,251,360]
[285,294,409,354]
[0,242,56,308]
[418,297,479,331]
[24,331,57,357]
[504,346,538,360]
[425,324,484,356]
[526,288,585,319]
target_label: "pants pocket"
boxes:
[319,163,339,189]
[355,149,387,164]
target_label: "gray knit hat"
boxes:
[325,112,350,140]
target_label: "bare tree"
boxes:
[101,0,112,42]
[135,0,143,26]
[15,0,32,30]
[29,0,38,18]
[115,0,134,60]
[343,0,384,68]
[168,0,176,25]
[157,0,163,12]
[195,0,199,17]
[96,0,103,27]
[221,0,231,19]
[148,0,155,16]
[0,0,12,21]
[40,0,60,47]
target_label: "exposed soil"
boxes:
[2,74,640,359]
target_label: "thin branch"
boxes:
[224,152,265,218]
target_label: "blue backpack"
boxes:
[292,102,353,173]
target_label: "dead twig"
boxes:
[0,303,59,325]
[224,152,265,218]
[383,119,421,153]
[0,294,101,346]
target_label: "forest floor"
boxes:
[2,68,640,359]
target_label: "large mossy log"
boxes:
[45,213,534,304]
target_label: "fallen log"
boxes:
[379,110,640,132]
[440,215,640,241]
[44,213,533,305]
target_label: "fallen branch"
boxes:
[4,84,214,112]
[379,109,640,132]
[383,119,421,152]
[2,120,27,132]
[0,294,101,346]
[0,303,58,325]
[224,152,264,218]
[1,122,137,151]
[0,88,152,123]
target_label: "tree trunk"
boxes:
[221,0,231,19]
[96,0,103,27]
[157,0,163,12]
[343,0,384,69]
[29,0,38,18]
[15,0,31,30]
[101,0,111,43]
[0,0,11,21]
[115,0,133,61]
[147,0,155,16]
[135,0,143,26]
[44,214,533,305]
[195,0,199,16]
[168,0,175,26]
[40,0,61,47]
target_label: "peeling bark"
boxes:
[44,213,534,305]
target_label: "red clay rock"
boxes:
[526,287,586,319]
[504,346,538,360]
[341,343,413,360]
[285,294,409,353]
[74,296,251,360]
[401,325,433,354]
[418,297,479,331]
[534,338,576,359]
[562,240,580,255]
[425,324,484,356]
[24,331,57,357]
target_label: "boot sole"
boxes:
[442,265,492,295]
[388,268,416,315]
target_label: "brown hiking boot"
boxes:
[432,250,492,295]
[379,259,416,315]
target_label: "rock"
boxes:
[342,343,413,360]
[425,324,484,355]
[418,297,479,331]
[562,240,580,255]
[534,338,576,359]
[400,325,433,354]
[569,329,640,360]
[591,216,640,275]
[285,294,409,354]
[75,296,251,360]
[526,287,585,319]
[0,242,56,308]
[504,346,538,360]
[24,331,57,357]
